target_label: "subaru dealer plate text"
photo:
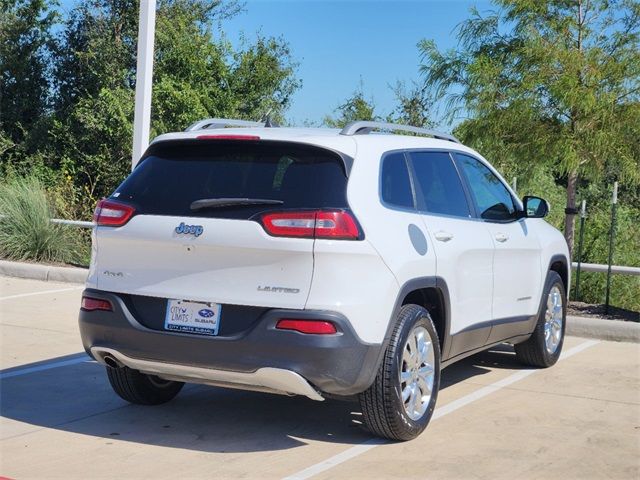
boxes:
[164,299,221,336]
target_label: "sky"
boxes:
[58,0,494,127]
[223,0,492,125]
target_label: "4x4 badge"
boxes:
[175,222,203,237]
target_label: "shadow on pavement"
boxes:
[0,346,519,453]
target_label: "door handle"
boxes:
[434,231,454,242]
[495,232,509,243]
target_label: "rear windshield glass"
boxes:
[112,140,349,219]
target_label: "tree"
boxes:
[53,0,138,115]
[0,0,56,144]
[324,85,377,128]
[48,0,141,205]
[323,81,437,130]
[386,81,436,128]
[228,35,300,124]
[419,0,640,255]
[151,1,300,131]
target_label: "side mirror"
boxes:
[523,196,549,218]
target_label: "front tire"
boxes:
[515,271,566,368]
[106,366,184,405]
[359,304,441,441]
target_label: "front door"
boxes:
[453,153,543,342]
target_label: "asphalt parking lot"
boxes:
[1,276,639,479]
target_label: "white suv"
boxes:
[79,119,569,440]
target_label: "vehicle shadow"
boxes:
[0,345,520,453]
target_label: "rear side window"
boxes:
[380,152,414,209]
[409,152,471,218]
[113,141,349,219]
[454,153,516,221]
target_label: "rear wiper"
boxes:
[190,198,284,211]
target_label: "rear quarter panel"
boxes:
[311,139,440,344]
[304,238,399,344]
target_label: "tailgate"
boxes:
[95,215,313,308]
[90,138,351,310]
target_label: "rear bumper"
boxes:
[91,346,324,400]
[79,289,383,397]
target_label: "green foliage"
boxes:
[0,0,57,144]
[0,177,89,264]
[572,183,640,311]
[386,81,436,128]
[323,80,438,130]
[53,0,138,113]
[51,86,135,213]
[228,35,301,124]
[324,85,378,128]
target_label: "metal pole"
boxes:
[574,199,586,301]
[131,0,157,170]
[605,182,618,314]
[511,177,517,193]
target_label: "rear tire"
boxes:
[515,271,566,368]
[359,304,440,441]
[106,366,184,405]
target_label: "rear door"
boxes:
[93,139,350,309]
[408,151,495,359]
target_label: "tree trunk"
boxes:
[564,170,578,258]
[564,1,583,260]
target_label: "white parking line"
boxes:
[0,355,92,380]
[0,286,83,301]
[282,339,600,480]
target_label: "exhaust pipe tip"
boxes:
[103,355,124,369]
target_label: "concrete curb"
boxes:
[567,315,639,343]
[0,259,87,284]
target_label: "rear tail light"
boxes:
[93,199,136,227]
[260,210,361,240]
[81,296,113,312]
[276,319,337,335]
[315,211,361,239]
[261,211,316,237]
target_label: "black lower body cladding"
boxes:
[78,289,383,396]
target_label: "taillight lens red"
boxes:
[314,211,361,239]
[260,210,361,240]
[81,296,113,312]
[93,199,136,227]
[276,319,337,335]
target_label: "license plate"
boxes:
[164,299,221,336]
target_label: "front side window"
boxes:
[380,152,414,209]
[454,153,517,221]
[409,151,471,218]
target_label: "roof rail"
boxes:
[185,118,265,132]
[339,121,460,143]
